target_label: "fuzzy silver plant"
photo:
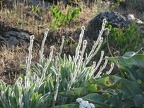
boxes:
[0,19,114,108]
[24,18,114,107]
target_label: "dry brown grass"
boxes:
[0,47,27,84]
[0,1,98,84]
[0,3,94,39]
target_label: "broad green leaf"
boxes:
[59,90,75,97]
[86,84,100,92]
[123,51,138,58]
[55,104,79,108]
[133,94,144,107]
[122,98,134,108]
[107,93,123,107]
[126,54,144,68]
[59,87,86,97]
[82,93,109,107]
[94,75,121,89]
[107,52,144,83]
[72,87,86,96]
[109,52,144,69]
[82,93,105,103]
[120,79,142,97]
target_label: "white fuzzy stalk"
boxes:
[95,56,108,78]
[51,66,60,107]
[42,46,54,77]
[25,35,35,108]
[74,26,85,63]
[26,35,35,74]
[92,51,105,77]
[39,28,49,63]
[106,62,114,75]
[59,36,65,55]
[67,19,110,90]
[85,19,107,65]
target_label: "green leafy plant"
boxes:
[31,5,40,14]
[107,22,143,54]
[110,0,125,9]
[0,19,113,108]
[108,51,144,86]
[1,17,144,107]
[0,35,52,108]
[50,6,82,29]
[56,74,144,108]
[57,52,144,107]
[106,51,144,107]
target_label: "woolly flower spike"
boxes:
[76,98,95,108]
[101,19,107,30]
[60,36,65,55]
[26,35,35,73]
[127,14,135,21]
[39,28,49,63]
[80,101,89,107]
[45,28,49,34]
[30,35,35,40]
[81,26,85,31]
[103,18,107,24]
[83,40,87,46]
[76,98,83,103]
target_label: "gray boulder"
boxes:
[86,11,144,39]
[0,31,31,50]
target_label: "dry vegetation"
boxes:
[0,0,97,84]
[0,0,143,84]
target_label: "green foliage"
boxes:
[50,6,82,29]
[0,19,108,108]
[0,77,51,108]
[1,19,144,107]
[107,52,144,107]
[1,52,144,108]
[57,52,144,107]
[107,23,143,54]
[0,19,110,107]
[110,0,125,9]
[108,51,144,85]
[58,75,144,107]
[31,5,40,13]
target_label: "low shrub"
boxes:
[0,19,114,108]
[107,22,143,54]
[57,51,144,107]
[50,5,82,29]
